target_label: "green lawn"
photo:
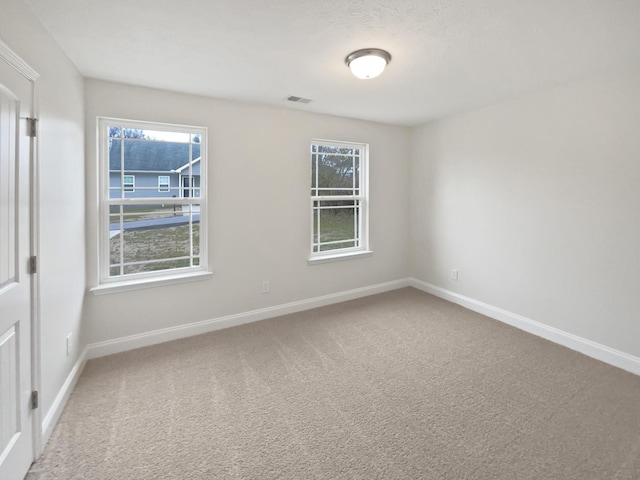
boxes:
[110,204,183,223]
[110,224,199,275]
[110,208,357,276]
[314,212,357,251]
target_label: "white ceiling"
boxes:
[23,0,640,126]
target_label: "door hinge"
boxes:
[29,256,37,274]
[31,391,39,410]
[27,117,37,137]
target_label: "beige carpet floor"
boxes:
[27,288,640,480]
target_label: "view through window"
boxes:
[310,140,368,258]
[99,118,207,282]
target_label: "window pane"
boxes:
[109,204,180,227]
[122,139,190,172]
[313,207,319,245]
[318,207,355,242]
[110,223,199,275]
[109,203,200,276]
[317,145,354,155]
[310,140,366,257]
[101,119,206,283]
[315,199,358,208]
[313,200,358,252]
[311,154,317,191]
[123,257,192,275]
[108,127,147,140]
[140,130,190,143]
[319,240,356,252]
[317,154,355,195]
[182,176,201,198]
[119,224,191,264]
[109,137,201,200]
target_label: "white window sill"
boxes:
[307,250,373,265]
[90,270,213,296]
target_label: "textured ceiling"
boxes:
[22,0,640,126]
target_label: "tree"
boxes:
[109,127,148,139]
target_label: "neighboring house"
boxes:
[109,140,201,199]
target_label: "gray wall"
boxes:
[1,0,85,428]
[410,67,640,358]
[4,0,639,445]
[84,79,411,344]
[109,172,185,199]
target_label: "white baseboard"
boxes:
[86,279,411,360]
[42,277,639,448]
[42,346,88,445]
[410,278,640,376]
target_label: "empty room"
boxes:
[1,0,639,478]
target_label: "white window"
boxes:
[309,140,369,262]
[97,117,208,287]
[123,175,135,192]
[158,175,170,192]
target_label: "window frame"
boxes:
[158,175,170,193]
[123,174,135,192]
[308,139,371,264]
[95,117,209,291]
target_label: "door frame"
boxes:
[0,39,43,458]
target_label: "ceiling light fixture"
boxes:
[345,48,392,79]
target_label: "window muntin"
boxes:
[310,140,368,257]
[99,118,207,284]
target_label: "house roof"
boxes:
[109,140,201,172]
[175,157,201,174]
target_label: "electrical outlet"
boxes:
[261,280,270,294]
[66,333,73,357]
[451,269,459,281]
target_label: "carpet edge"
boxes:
[41,346,88,450]
[410,278,640,376]
[85,278,411,360]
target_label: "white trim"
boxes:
[310,139,369,258]
[86,279,410,359]
[1,41,44,458]
[174,156,201,173]
[307,250,373,265]
[41,347,88,445]
[123,174,135,192]
[43,277,640,444]
[410,278,640,377]
[0,40,39,81]
[90,270,213,295]
[97,117,208,286]
[157,175,170,192]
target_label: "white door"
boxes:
[0,54,34,480]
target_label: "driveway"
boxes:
[110,213,200,238]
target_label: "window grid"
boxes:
[310,140,367,257]
[99,117,207,284]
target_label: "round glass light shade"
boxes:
[345,49,391,79]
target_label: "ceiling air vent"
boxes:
[286,95,312,104]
